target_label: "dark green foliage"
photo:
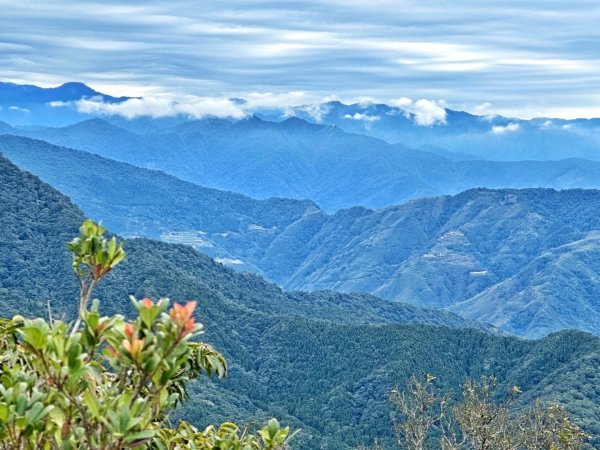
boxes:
[0,153,81,318]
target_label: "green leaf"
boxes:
[124,429,155,445]
[83,391,100,418]
[0,404,8,421]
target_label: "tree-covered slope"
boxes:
[7,117,600,211]
[3,135,600,338]
[1,154,600,448]
[0,153,81,318]
[266,188,600,338]
[0,134,319,273]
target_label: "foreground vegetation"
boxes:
[379,375,589,449]
[0,220,294,449]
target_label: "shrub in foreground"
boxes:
[0,220,295,449]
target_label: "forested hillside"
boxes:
[0,134,318,273]
[3,135,600,338]
[1,153,600,448]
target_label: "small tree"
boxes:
[386,375,589,450]
[390,374,451,450]
[0,219,296,449]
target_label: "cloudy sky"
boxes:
[1,0,600,118]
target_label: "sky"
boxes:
[1,0,600,118]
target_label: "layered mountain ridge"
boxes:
[3,80,600,163]
[2,150,600,448]
[2,135,600,337]
[4,117,600,211]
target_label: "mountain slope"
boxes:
[2,154,600,447]
[265,188,600,337]
[3,135,600,338]
[452,232,600,337]
[9,117,600,211]
[0,134,318,273]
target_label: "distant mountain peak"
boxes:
[0,120,13,133]
[63,117,129,133]
[58,81,91,89]
[0,80,130,105]
[279,116,323,130]
[55,81,97,93]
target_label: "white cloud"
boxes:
[74,95,247,119]
[474,102,492,115]
[412,99,447,126]
[48,101,68,107]
[294,103,332,123]
[242,91,316,109]
[8,105,30,113]
[2,1,600,119]
[390,97,447,126]
[69,90,337,120]
[491,122,521,134]
[343,112,380,122]
[390,97,413,107]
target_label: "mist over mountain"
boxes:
[2,151,600,448]
[0,81,130,126]
[257,101,600,161]
[3,81,600,162]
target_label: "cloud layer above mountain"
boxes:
[1,0,600,118]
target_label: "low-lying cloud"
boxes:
[73,95,247,119]
[344,112,380,122]
[48,91,452,124]
[60,91,332,120]
[390,97,447,126]
[491,122,521,134]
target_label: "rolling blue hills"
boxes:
[257,100,600,162]
[4,116,600,211]
[3,135,600,338]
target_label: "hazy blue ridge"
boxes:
[2,134,600,338]
[3,115,600,213]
